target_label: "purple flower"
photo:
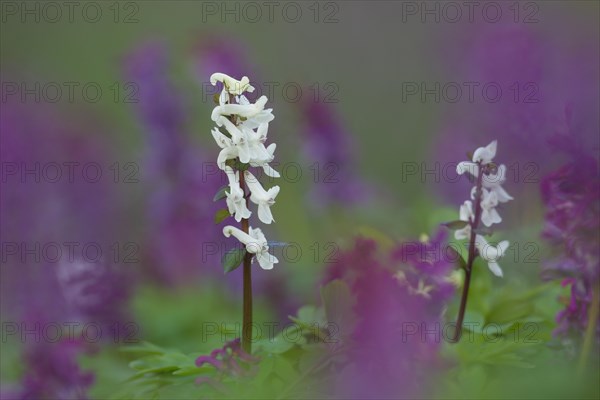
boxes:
[541,148,600,340]
[18,339,94,400]
[323,232,454,398]
[298,98,367,208]
[123,40,228,285]
[0,84,133,400]
[432,23,599,204]
[195,338,260,381]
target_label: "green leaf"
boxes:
[214,208,230,224]
[225,158,249,171]
[442,220,469,230]
[213,185,229,202]
[446,245,467,270]
[255,333,297,354]
[222,247,246,274]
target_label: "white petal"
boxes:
[223,225,254,246]
[473,140,497,164]
[487,261,503,277]
[226,197,236,216]
[490,208,502,224]
[211,128,231,149]
[233,202,251,222]
[238,95,250,105]
[266,186,280,199]
[481,211,493,227]
[262,164,280,178]
[257,204,274,224]
[237,142,251,164]
[496,240,510,257]
[256,251,278,270]
[475,235,492,260]
[217,147,238,169]
[219,88,229,106]
[212,96,268,119]
[457,162,477,176]
[210,73,254,95]
[248,227,267,244]
[459,200,474,222]
[244,170,267,198]
[454,226,471,240]
[493,185,513,203]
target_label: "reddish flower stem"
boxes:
[450,162,484,343]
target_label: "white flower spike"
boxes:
[211,72,281,272]
[453,139,513,277]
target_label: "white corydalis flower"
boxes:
[475,235,509,277]
[210,73,254,95]
[250,143,279,178]
[224,166,251,222]
[480,189,502,227]
[212,96,270,122]
[456,140,498,176]
[211,126,279,174]
[222,225,279,270]
[455,200,474,240]
[453,139,513,277]
[244,170,280,224]
[483,164,513,203]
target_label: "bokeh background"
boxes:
[1,1,599,399]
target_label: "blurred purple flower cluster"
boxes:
[195,338,260,380]
[14,339,95,400]
[541,148,600,340]
[0,90,133,398]
[124,40,228,285]
[298,99,367,208]
[323,230,454,398]
[433,23,599,203]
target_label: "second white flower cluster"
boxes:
[455,140,513,277]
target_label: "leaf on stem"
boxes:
[442,220,469,230]
[222,247,246,274]
[213,185,230,202]
[214,209,231,224]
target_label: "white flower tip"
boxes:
[488,261,504,277]
[222,225,235,237]
[497,240,510,256]
[457,161,475,175]
[268,186,281,197]
[209,72,254,95]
